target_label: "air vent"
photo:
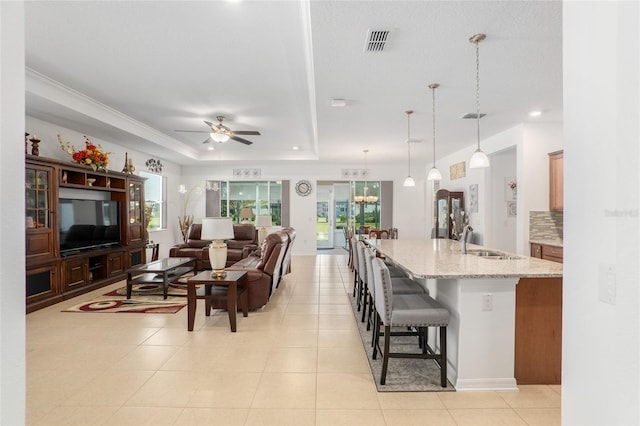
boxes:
[460,113,487,119]
[364,29,392,52]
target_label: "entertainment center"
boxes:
[26,154,147,313]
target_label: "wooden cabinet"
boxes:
[530,243,563,263]
[434,189,465,239]
[549,150,563,211]
[25,155,147,312]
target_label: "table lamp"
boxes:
[255,214,272,245]
[239,207,254,224]
[200,217,234,277]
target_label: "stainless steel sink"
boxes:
[467,249,522,260]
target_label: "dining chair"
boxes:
[364,246,426,339]
[371,257,450,387]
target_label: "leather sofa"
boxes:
[169,223,258,270]
[222,229,290,310]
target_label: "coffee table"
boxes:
[187,270,249,332]
[126,257,196,299]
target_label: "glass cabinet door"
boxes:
[26,167,51,229]
[129,182,142,225]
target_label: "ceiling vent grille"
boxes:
[364,29,392,52]
[460,113,487,119]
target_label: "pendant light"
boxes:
[468,33,490,169]
[403,110,416,187]
[427,83,443,181]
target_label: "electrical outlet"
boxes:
[482,294,493,311]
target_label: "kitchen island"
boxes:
[369,239,563,391]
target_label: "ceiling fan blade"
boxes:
[233,130,261,136]
[174,129,210,133]
[201,136,212,144]
[230,135,253,145]
[203,120,215,127]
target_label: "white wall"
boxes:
[487,147,517,252]
[0,2,26,423]
[563,2,639,425]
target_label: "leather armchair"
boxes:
[168,223,211,271]
[280,227,296,279]
[226,224,258,266]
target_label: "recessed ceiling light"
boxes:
[529,110,542,117]
[331,98,347,107]
[207,146,214,151]
[292,146,299,151]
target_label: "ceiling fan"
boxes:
[174,116,260,145]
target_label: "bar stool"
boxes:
[371,257,450,387]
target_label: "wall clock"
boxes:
[295,180,312,197]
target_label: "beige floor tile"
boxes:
[319,314,359,330]
[316,408,386,425]
[377,391,446,409]
[549,384,562,395]
[209,345,271,372]
[317,347,370,373]
[285,303,319,315]
[438,391,510,409]
[187,372,262,408]
[160,346,223,371]
[319,294,351,305]
[272,329,319,347]
[62,369,155,406]
[498,385,561,408]
[288,294,320,304]
[319,304,354,315]
[383,408,457,425]
[103,406,184,425]
[320,287,349,296]
[318,329,362,348]
[316,373,380,409]
[111,344,180,371]
[142,328,194,346]
[245,408,316,425]
[175,407,248,425]
[32,405,119,426]
[514,407,561,425]
[125,370,204,407]
[281,314,319,330]
[251,373,317,409]
[264,347,318,372]
[448,408,527,425]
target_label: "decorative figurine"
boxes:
[30,135,41,156]
[122,152,135,174]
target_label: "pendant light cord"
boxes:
[406,111,411,176]
[475,39,481,150]
[431,85,437,168]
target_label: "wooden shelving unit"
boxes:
[25,155,147,313]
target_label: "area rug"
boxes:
[62,280,194,314]
[348,289,455,392]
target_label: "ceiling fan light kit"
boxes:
[175,115,260,146]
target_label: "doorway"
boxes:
[316,182,350,250]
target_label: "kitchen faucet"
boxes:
[460,225,473,254]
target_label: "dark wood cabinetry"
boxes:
[530,242,563,263]
[25,155,146,313]
[549,150,563,212]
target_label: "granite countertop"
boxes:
[371,239,563,279]
[529,239,564,248]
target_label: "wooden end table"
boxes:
[126,257,196,299]
[187,270,249,332]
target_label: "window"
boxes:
[220,181,282,225]
[139,171,166,230]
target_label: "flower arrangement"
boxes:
[58,134,110,172]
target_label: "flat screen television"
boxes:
[59,199,121,255]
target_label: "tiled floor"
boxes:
[26,254,561,425]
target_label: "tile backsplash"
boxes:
[529,211,564,240]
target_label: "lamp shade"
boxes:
[469,148,490,168]
[239,207,254,220]
[201,217,234,241]
[255,214,272,228]
[427,167,442,181]
[403,176,415,187]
